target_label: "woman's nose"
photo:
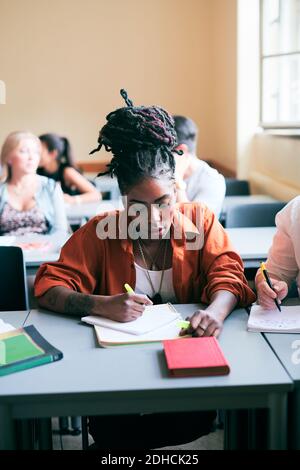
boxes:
[151,205,162,223]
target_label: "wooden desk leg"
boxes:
[268,393,288,450]
[0,405,15,450]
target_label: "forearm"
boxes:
[37,286,107,317]
[205,290,238,322]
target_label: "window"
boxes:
[260,0,300,128]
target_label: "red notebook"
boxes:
[163,337,230,377]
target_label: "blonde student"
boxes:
[255,197,300,309]
[0,131,68,236]
[34,90,255,449]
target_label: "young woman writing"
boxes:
[34,90,255,449]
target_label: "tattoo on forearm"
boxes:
[47,289,59,309]
[64,293,94,315]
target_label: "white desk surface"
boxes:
[65,199,123,221]
[222,195,278,214]
[226,227,276,260]
[0,233,70,267]
[0,305,291,401]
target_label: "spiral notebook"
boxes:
[248,304,300,333]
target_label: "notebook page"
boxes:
[94,318,186,346]
[81,303,180,335]
[248,304,300,332]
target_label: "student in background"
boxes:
[34,90,255,449]
[38,133,101,204]
[173,115,226,218]
[255,197,300,308]
[0,131,68,235]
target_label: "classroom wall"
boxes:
[0,0,216,169]
[209,0,238,174]
[244,135,300,200]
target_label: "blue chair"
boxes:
[225,179,250,196]
[226,202,286,228]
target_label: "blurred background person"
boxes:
[173,115,226,218]
[0,131,68,236]
[38,133,101,205]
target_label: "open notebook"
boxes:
[81,303,188,347]
[248,304,300,333]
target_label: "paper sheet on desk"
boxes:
[82,303,180,335]
[94,318,187,347]
[248,304,300,333]
[0,319,15,334]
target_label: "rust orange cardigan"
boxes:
[34,203,256,306]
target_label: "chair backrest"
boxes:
[226,202,286,228]
[225,178,250,196]
[0,246,29,311]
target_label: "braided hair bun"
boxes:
[90,89,182,193]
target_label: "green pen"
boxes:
[124,283,147,305]
[176,320,191,329]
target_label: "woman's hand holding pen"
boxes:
[95,293,153,323]
[256,278,288,310]
[179,309,223,338]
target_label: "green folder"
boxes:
[0,325,63,376]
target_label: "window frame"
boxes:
[259,0,300,130]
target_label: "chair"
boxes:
[0,246,29,310]
[225,178,250,196]
[226,202,286,228]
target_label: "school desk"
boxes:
[0,305,292,450]
[0,232,70,276]
[225,227,276,267]
[65,199,122,226]
[263,298,300,449]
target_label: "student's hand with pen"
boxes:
[179,310,223,338]
[256,277,288,310]
[97,293,153,323]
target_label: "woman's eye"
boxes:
[159,202,171,209]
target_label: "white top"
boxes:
[185,158,226,218]
[134,263,178,303]
[264,196,300,290]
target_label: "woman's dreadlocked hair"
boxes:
[90,89,182,193]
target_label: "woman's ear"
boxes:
[175,143,189,155]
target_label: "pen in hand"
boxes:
[260,262,282,312]
[124,283,153,306]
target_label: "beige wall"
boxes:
[209,0,238,173]
[0,0,216,167]
[246,135,300,200]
